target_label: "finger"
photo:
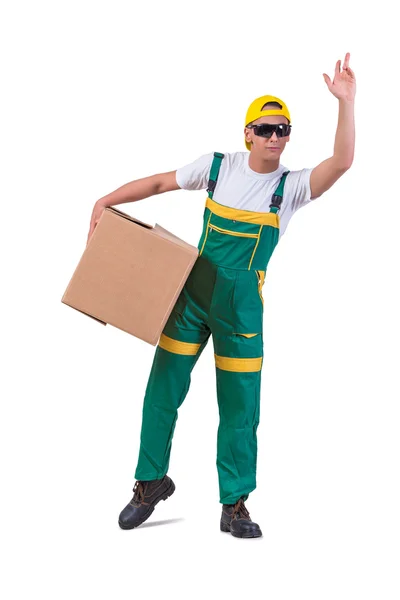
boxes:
[343,52,350,69]
[87,225,94,244]
[323,73,332,88]
[335,59,341,76]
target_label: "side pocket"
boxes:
[232,270,263,334]
[234,333,259,338]
[255,270,265,306]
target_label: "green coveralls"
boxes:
[134,152,289,505]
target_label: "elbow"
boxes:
[153,175,164,195]
[333,155,354,172]
[335,161,353,173]
[343,159,353,171]
[154,171,180,195]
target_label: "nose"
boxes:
[270,131,279,142]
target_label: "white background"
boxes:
[1,0,399,598]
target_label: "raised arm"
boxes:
[310,53,356,199]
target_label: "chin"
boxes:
[263,151,280,159]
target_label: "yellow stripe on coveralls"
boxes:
[209,224,259,238]
[159,333,201,355]
[214,354,263,372]
[248,225,263,268]
[206,197,280,227]
[199,211,213,255]
[234,333,259,338]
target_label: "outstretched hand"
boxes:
[323,52,356,102]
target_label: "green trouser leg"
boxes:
[134,317,211,481]
[134,254,264,505]
[212,331,263,505]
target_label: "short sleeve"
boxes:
[286,168,314,212]
[176,152,214,191]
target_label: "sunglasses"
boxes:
[247,123,292,138]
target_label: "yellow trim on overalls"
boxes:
[206,197,280,227]
[248,225,263,269]
[199,212,212,255]
[234,333,259,338]
[209,224,258,238]
[214,354,263,372]
[256,270,266,305]
[159,334,201,355]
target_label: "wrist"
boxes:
[338,96,355,105]
[97,196,111,209]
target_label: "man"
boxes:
[87,53,356,539]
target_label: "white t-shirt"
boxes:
[175,151,314,238]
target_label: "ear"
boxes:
[244,127,252,144]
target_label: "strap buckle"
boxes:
[207,179,217,193]
[207,152,225,196]
[269,194,282,210]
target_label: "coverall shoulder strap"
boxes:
[269,170,290,213]
[207,152,225,199]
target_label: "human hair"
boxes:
[246,101,289,128]
[261,101,282,110]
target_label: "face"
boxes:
[244,115,290,159]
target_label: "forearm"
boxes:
[333,99,355,169]
[97,175,162,208]
[87,171,179,244]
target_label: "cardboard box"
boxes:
[61,206,199,345]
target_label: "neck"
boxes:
[248,152,280,174]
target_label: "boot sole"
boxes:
[220,520,262,538]
[118,479,176,530]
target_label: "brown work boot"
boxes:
[118,475,175,530]
[220,497,262,538]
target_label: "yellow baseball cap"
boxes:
[244,95,291,150]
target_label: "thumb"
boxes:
[323,73,332,88]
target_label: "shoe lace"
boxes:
[232,498,251,520]
[131,480,146,506]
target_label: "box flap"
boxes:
[153,223,199,254]
[106,206,153,229]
